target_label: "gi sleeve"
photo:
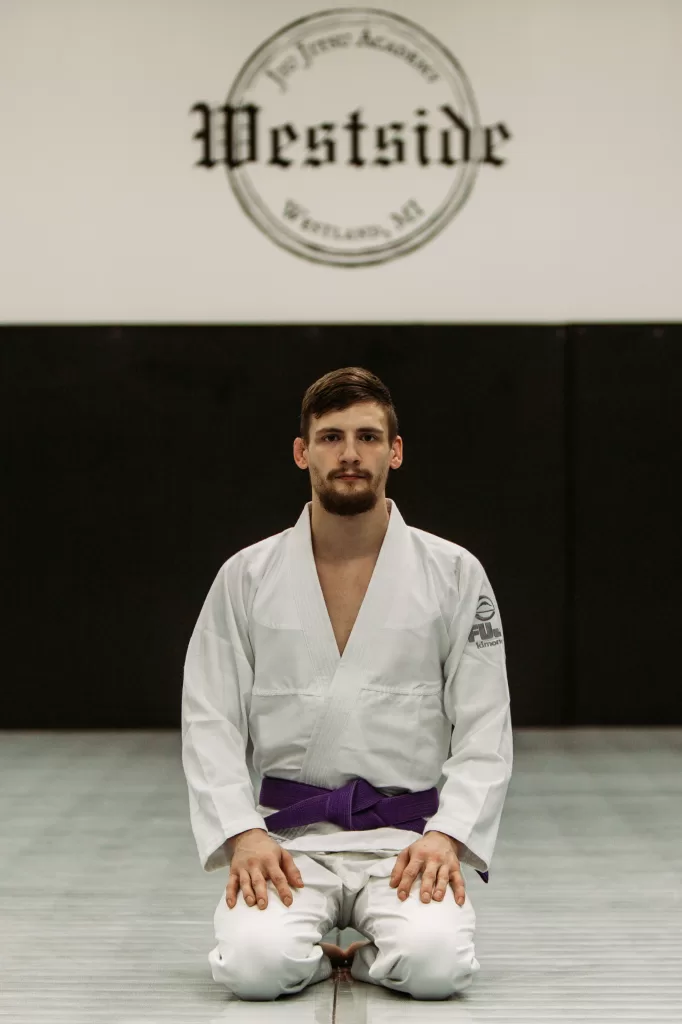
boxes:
[181,553,267,872]
[423,553,513,878]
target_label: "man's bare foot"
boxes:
[320,940,371,969]
[343,940,371,960]
[320,941,346,967]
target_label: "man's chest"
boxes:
[315,559,376,657]
[249,549,450,687]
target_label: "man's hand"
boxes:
[389,830,466,906]
[225,828,304,910]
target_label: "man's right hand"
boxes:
[225,828,304,910]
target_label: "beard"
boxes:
[313,470,382,517]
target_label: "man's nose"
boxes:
[339,440,361,461]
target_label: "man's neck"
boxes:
[310,497,391,564]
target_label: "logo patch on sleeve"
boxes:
[469,596,503,647]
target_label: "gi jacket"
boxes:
[182,499,513,876]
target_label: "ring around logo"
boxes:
[475,596,496,622]
[191,8,511,266]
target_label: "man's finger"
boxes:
[419,861,440,902]
[451,868,466,906]
[397,859,422,899]
[389,849,409,886]
[432,862,451,901]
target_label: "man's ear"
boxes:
[293,436,309,469]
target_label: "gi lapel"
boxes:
[288,498,409,788]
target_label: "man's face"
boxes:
[296,402,401,517]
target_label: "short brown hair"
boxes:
[300,367,398,445]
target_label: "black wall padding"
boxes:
[1,324,678,727]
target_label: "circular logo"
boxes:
[475,596,495,622]
[224,7,482,266]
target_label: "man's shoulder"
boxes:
[195,528,291,631]
[408,523,481,571]
[219,526,291,581]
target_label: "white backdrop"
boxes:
[1,0,681,322]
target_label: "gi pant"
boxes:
[210,849,480,1001]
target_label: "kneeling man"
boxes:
[181,366,513,1000]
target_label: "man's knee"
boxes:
[211,928,326,1001]
[214,931,276,995]
[396,924,479,999]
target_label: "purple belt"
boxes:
[260,775,488,883]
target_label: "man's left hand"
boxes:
[389,830,466,906]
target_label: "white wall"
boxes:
[1,0,680,322]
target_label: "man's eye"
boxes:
[321,434,376,442]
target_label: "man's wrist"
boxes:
[429,829,463,857]
[226,827,267,851]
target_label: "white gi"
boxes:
[181,499,513,1000]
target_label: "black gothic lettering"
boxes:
[482,122,512,166]
[192,101,510,171]
[439,105,471,164]
[344,110,367,166]
[303,123,336,167]
[269,124,298,167]
[220,104,259,169]
[190,103,215,168]
[413,108,429,166]
[374,123,406,166]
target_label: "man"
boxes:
[181,366,513,1001]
